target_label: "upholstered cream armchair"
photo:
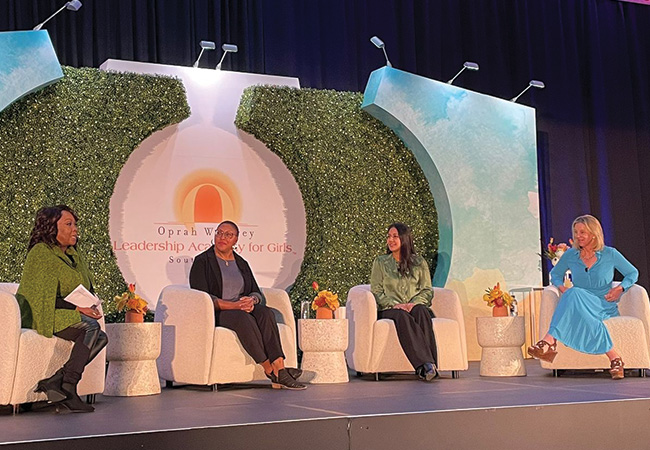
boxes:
[538,284,650,376]
[0,283,106,414]
[155,285,297,389]
[345,285,468,379]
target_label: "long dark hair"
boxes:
[386,222,417,277]
[27,205,79,251]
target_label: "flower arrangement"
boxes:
[543,237,572,266]
[483,283,514,309]
[311,281,339,312]
[114,283,148,314]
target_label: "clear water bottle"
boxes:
[300,300,311,319]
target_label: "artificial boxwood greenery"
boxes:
[0,66,190,319]
[236,86,438,311]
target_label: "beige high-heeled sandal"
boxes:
[609,358,625,380]
[527,339,558,363]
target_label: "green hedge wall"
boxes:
[236,87,438,309]
[0,66,190,317]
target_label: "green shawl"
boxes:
[16,243,93,338]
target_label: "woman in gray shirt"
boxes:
[189,221,305,390]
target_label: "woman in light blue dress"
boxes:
[527,215,638,379]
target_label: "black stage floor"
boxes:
[2,361,650,450]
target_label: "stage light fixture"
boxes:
[216,44,238,70]
[192,40,216,68]
[33,0,82,30]
[511,80,545,103]
[447,61,479,85]
[370,36,392,68]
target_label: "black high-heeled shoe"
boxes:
[55,382,94,413]
[269,369,307,390]
[416,363,437,382]
[34,369,67,403]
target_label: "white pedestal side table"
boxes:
[104,322,162,396]
[298,318,349,383]
[476,316,526,377]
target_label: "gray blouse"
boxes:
[217,257,245,301]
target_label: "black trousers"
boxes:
[55,315,108,384]
[378,304,438,369]
[215,304,285,364]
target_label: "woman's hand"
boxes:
[237,296,256,313]
[393,303,415,312]
[604,285,624,302]
[77,306,102,319]
[557,285,568,294]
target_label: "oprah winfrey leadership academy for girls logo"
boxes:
[114,169,244,259]
[173,169,242,228]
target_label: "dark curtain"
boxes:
[2,0,650,288]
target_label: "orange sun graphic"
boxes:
[174,170,242,228]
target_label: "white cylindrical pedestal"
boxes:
[104,322,162,396]
[298,318,349,383]
[476,316,526,377]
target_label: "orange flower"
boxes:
[483,283,513,308]
[311,289,339,311]
[115,284,148,314]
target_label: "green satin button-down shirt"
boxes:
[370,254,433,311]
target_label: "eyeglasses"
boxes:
[215,231,237,239]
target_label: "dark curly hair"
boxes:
[385,222,417,277]
[27,205,79,251]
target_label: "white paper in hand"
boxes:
[65,285,102,308]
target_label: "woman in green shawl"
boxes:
[16,205,107,413]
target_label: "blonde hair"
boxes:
[572,214,605,251]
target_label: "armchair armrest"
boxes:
[617,284,650,350]
[539,286,560,339]
[154,285,215,385]
[431,287,463,321]
[345,284,378,372]
[0,289,21,405]
[261,287,297,351]
[431,287,467,364]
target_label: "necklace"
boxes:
[580,250,596,266]
[219,257,233,266]
[215,249,234,266]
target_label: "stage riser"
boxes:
[7,399,650,450]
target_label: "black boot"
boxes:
[56,382,94,413]
[34,369,66,403]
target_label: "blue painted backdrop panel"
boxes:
[0,30,63,112]
[363,67,541,359]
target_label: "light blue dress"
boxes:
[548,246,638,354]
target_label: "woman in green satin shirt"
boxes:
[370,223,438,381]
